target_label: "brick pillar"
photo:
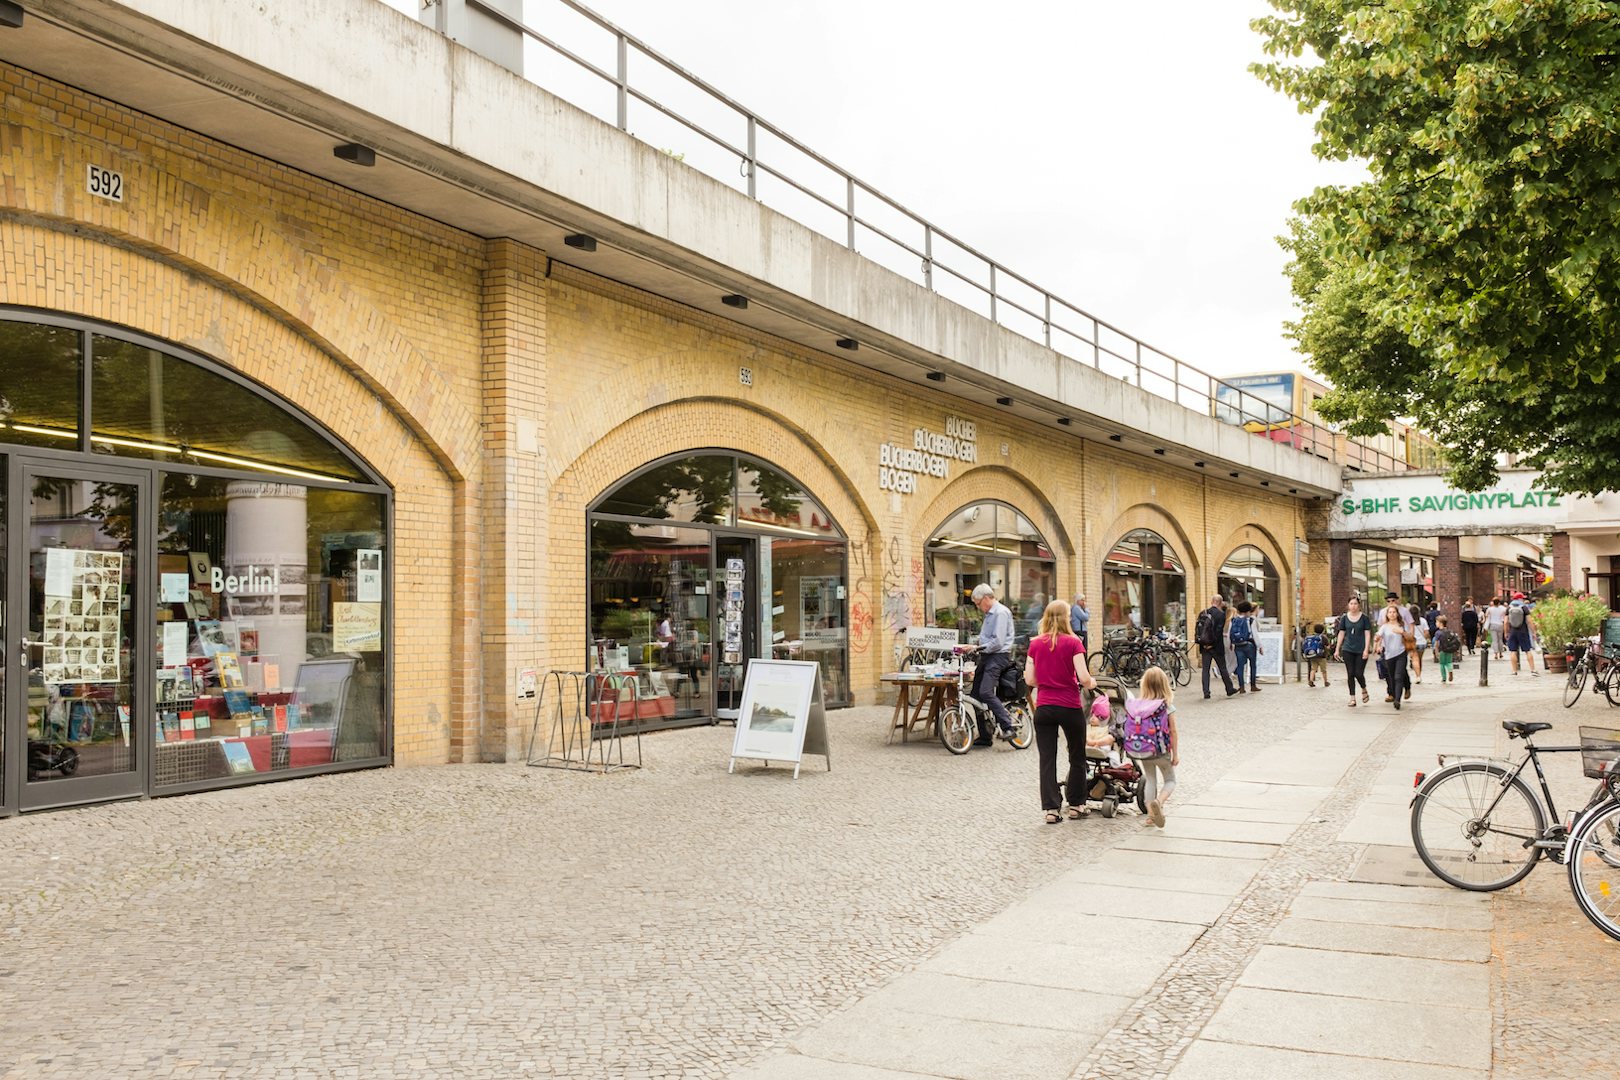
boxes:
[1550,532,1572,593]
[1331,539,1352,609]
[1386,549,1403,602]
[478,238,549,762]
[1436,535,1462,628]
[1470,562,1497,603]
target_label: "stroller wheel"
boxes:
[1135,786,1147,815]
[1100,796,1118,819]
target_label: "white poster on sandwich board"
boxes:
[728,659,830,779]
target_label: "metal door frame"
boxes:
[5,452,152,812]
[711,533,759,721]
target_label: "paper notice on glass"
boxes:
[332,602,383,651]
[162,620,189,668]
[160,573,190,604]
[45,548,75,597]
[356,548,383,603]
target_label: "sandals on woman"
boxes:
[1067,806,1089,819]
[1044,811,1062,825]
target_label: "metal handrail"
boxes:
[462,0,1408,476]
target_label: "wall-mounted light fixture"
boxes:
[1056,417,1071,426]
[721,294,748,309]
[333,143,376,166]
[0,1,24,28]
[835,338,858,351]
[564,233,598,252]
[926,371,946,382]
[1261,480,1271,487]
[1109,434,1123,442]
[1153,448,1166,455]
[996,396,1013,406]
[1230,471,1240,478]
[1193,461,1206,468]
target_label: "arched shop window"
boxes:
[0,311,390,810]
[1218,545,1281,619]
[589,452,849,726]
[1101,529,1187,639]
[925,501,1055,644]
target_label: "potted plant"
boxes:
[1529,592,1611,673]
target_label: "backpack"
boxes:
[1194,609,1220,647]
[1229,615,1253,645]
[1302,633,1324,659]
[1122,698,1172,759]
[1507,604,1528,629]
[1436,629,1461,654]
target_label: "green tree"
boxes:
[1254,0,1620,493]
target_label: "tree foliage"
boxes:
[1254,0,1620,493]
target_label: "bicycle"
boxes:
[1561,637,1620,708]
[936,646,1033,755]
[1563,726,1620,940]
[1409,719,1620,891]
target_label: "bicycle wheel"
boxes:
[1601,666,1620,708]
[1006,701,1033,750]
[1564,655,1589,708]
[1566,800,1620,942]
[1170,651,1191,687]
[1410,762,1545,891]
[938,704,974,755]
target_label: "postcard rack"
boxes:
[524,670,643,773]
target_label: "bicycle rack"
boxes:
[524,671,644,774]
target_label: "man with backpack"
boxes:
[1195,595,1238,699]
[1230,599,1262,693]
[1506,594,1539,677]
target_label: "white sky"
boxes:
[384,0,1366,379]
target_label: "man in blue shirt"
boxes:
[967,583,1016,745]
[1070,593,1091,652]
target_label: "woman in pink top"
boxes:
[1023,600,1099,824]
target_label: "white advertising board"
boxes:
[728,660,830,779]
[1254,630,1285,684]
[904,626,960,652]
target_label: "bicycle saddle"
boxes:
[1502,720,1552,738]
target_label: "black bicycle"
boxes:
[1409,719,1620,891]
[1564,726,1620,940]
[1562,637,1620,708]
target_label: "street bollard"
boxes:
[1479,639,1489,687]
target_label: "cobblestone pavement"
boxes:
[0,683,1313,1080]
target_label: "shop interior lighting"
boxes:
[739,518,829,538]
[720,294,748,309]
[835,337,858,351]
[563,233,598,251]
[8,422,76,439]
[0,2,23,29]
[333,143,376,167]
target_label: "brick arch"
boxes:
[0,217,481,483]
[0,221,466,768]
[914,465,1076,559]
[1095,503,1202,577]
[1211,524,1294,623]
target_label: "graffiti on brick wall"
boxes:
[849,533,912,660]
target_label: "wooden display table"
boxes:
[881,675,957,744]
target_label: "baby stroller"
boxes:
[1070,675,1147,817]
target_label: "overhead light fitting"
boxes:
[564,233,598,252]
[1194,461,1206,468]
[721,294,748,309]
[1056,417,1071,426]
[996,396,1013,406]
[1261,481,1271,487]
[0,2,23,28]
[926,371,946,382]
[1153,448,1166,455]
[1108,434,1123,442]
[333,143,375,167]
[835,337,859,351]
[1230,471,1239,478]
[1289,488,1298,494]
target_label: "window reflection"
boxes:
[594,456,734,523]
[924,501,1057,644]
[1218,544,1280,618]
[1102,529,1187,638]
[0,321,81,449]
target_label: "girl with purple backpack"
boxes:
[1123,665,1179,828]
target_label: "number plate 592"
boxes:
[86,164,123,202]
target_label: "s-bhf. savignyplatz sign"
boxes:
[1328,470,1568,539]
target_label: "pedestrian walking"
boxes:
[1069,593,1090,654]
[1434,616,1460,683]
[1335,596,1373,707]
[1024,600,1097,825]
[1409,603,1428,683]
[1377,606,1412,710]
[1230,599,1262,693]
[1486,596,1508,659]
[1424,601,1441,637]
[1194,595,1238,699]
[1460,598,1480,655]
[1303,622,1329,688]
[1506,594,1539,677]
[1123,665,1178,828]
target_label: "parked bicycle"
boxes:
[1409,719,1620,891]
[936,646,1034,755]
[1089,629,1190,687]
[1564,727,1620,941]
[1562,636,1620,708]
